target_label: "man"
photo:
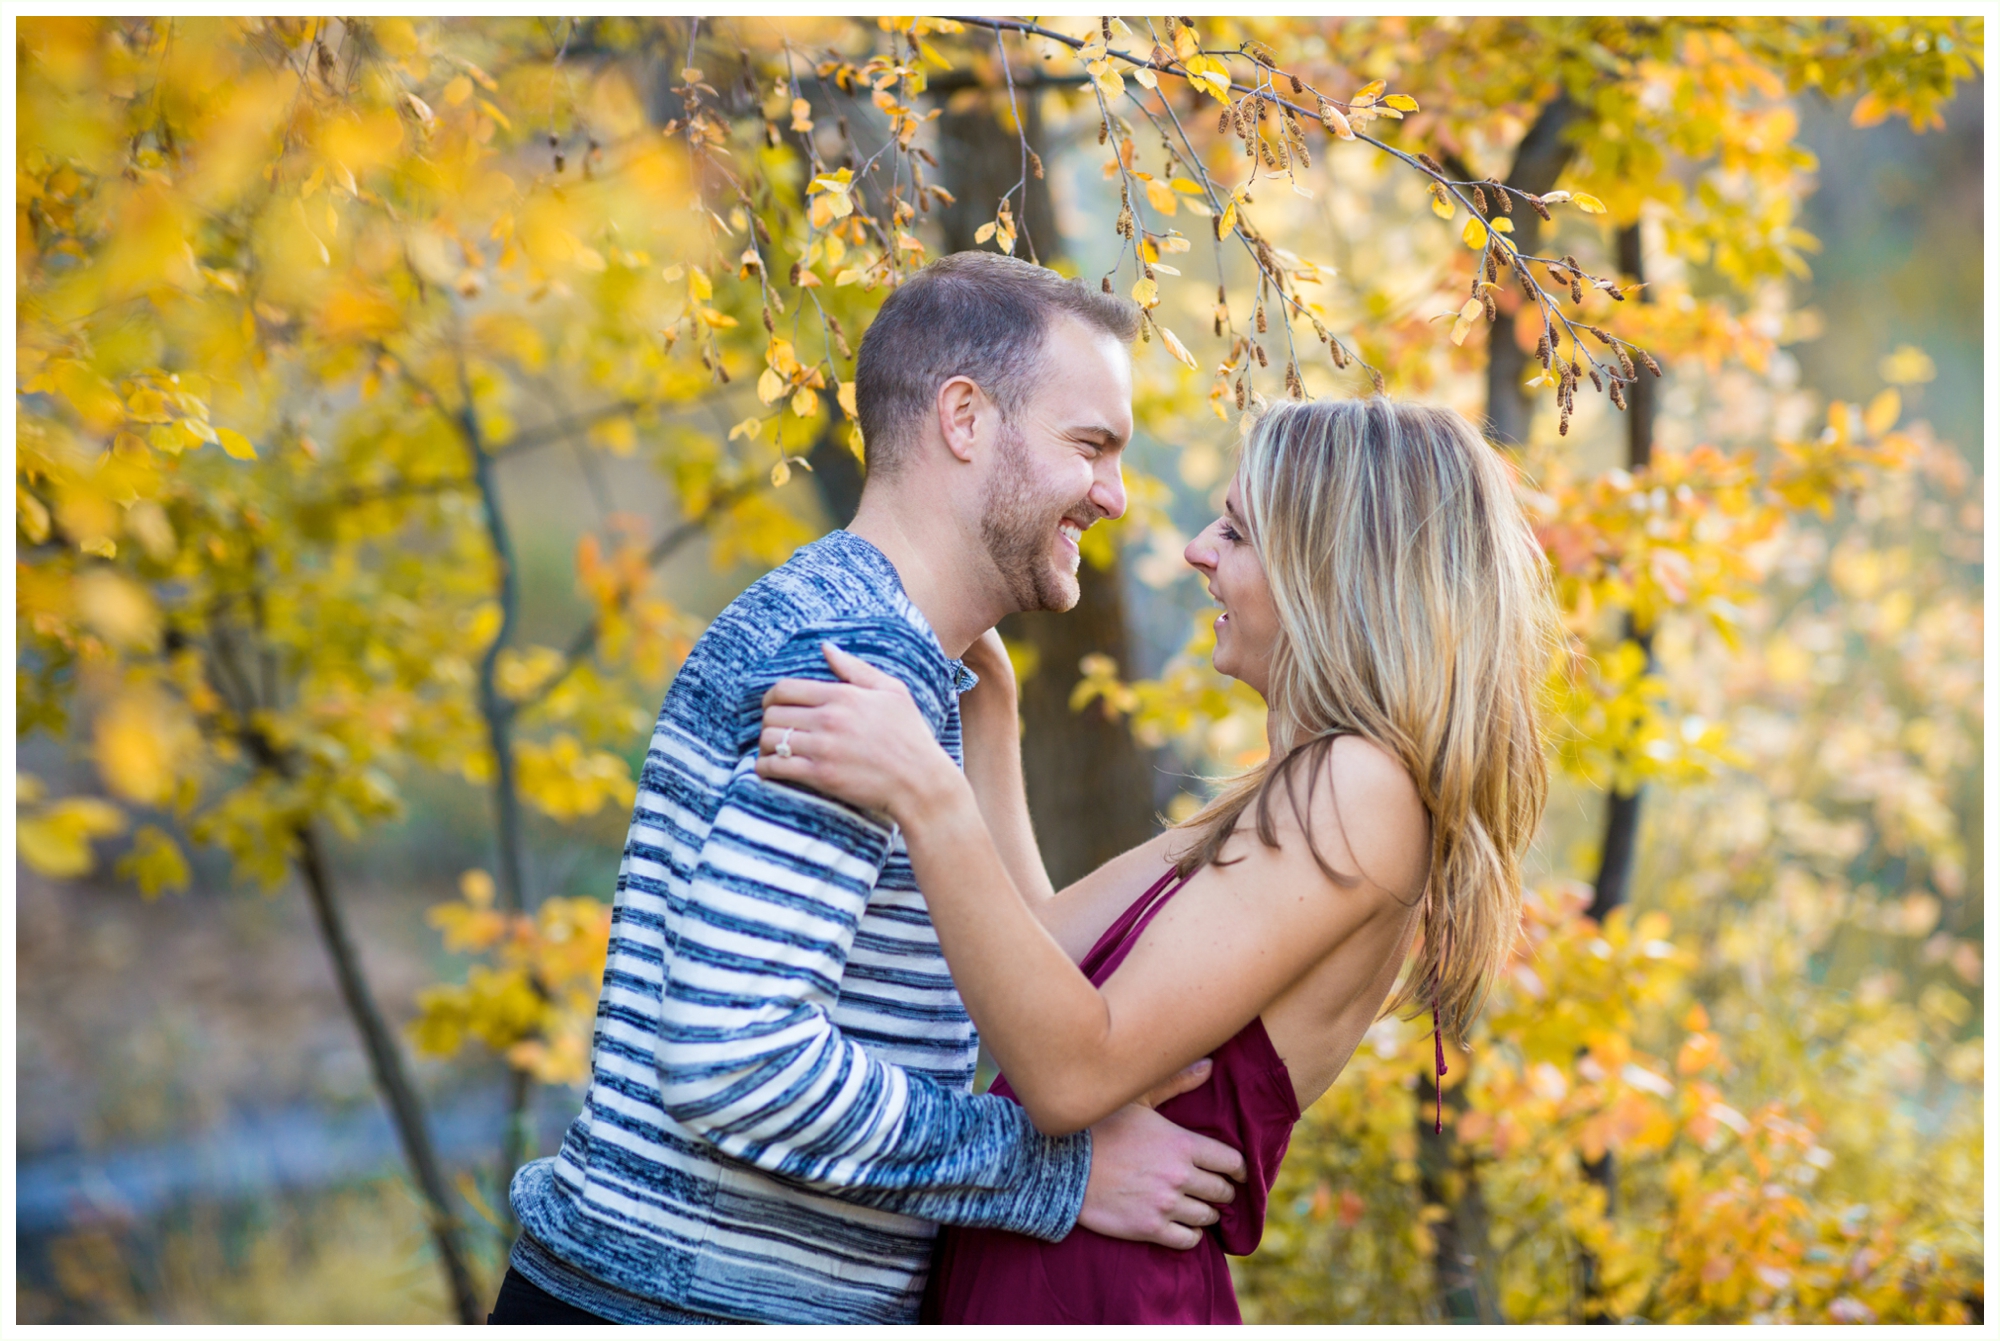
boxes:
[497,252,1243,1325]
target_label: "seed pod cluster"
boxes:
[1489,179,1511,214]
[1528,194,1552,222]
[1417,152,1445,176]
[1473,185,1489,217]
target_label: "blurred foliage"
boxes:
[15,14,1983,1324]
[18,1178,466,1324]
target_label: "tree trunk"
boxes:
[293,821,484,1325]
[1411,98,1585,1326]
[933,75,1161,887]
[1578,220,1658,1324]
[1419,1088,1504,1324]
[463,362,536,1238]
[1476,94,1580,447]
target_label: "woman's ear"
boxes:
[935,375,987,464]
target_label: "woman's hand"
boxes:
[756,643,965,826]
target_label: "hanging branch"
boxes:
[954,16,1657,422]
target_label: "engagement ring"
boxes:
[775,727,794,759]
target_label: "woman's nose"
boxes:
[1184,528,1215,572]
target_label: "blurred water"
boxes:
[16,1090,570,1234]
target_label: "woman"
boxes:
[755,397,1558,1324]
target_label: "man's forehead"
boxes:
[1036,320,1133,435]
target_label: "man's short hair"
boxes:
[854,251,1141,478]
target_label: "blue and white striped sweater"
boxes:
[509,529,1091,1324]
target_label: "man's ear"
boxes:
[935,375,988,465]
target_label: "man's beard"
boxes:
[980,425,1084,613]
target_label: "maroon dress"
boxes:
[924,866,1301,1324]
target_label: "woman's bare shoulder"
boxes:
[1235,734,1429,906]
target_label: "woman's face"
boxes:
[1184,472,1281,696]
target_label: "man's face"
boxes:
[978,317,1133,613]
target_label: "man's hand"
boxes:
[1077,1059,1247,1250]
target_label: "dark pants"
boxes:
[488,1267,615,1325]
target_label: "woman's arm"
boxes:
[759,645,1426,1136]
[955,630,1056,904]
[957,631,1186,960]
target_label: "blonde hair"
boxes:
[1174,398,1557,1040]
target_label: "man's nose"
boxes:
[1090,457,1127,522]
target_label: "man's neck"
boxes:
[847,493,1007,658]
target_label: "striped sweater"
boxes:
[509,529,1091,1325]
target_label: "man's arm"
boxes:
[650,622,1092,1238]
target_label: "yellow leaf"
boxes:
[95,688,194,806]
[688,267,712,300]
[756,367,786,405]
[1450,297,1483,346]
[1491,216,1514,234]
[1863,388,1901,437]
[790,97,813,133]
[1319,101,1353,139]
[700,307,738,328]
[837,382,858,419]
[728,416,764,442]
[766,338,802,375]
[1131,277,1160,309]
[660,263,685,282]
[975,221,996,244]
[17,797,125,878]
[1383,93,1419,112]
[835,267,862,286]
[1134,67,1158,90]
[1218,201,1238,241]
[216,427,257,460]
[1462,217,1488,250]
[116,824,191,899]
[790,386,820,418]
[461,868,496,907]
[1144,179,1179,214]
[75,570,159,650]
[1182,54,1233,103]
[1174,25,1200,61]
[771,458,792,487]
[443,74,474,106]
[1572,192,1606,214]
[1159,325,1197,369]
[18,485,51,543]
[1879,344,1936,385]
[1430,186,1454,219]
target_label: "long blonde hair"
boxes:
[1174,397,1557,1040]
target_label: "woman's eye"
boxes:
[1218,521,1243,542]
